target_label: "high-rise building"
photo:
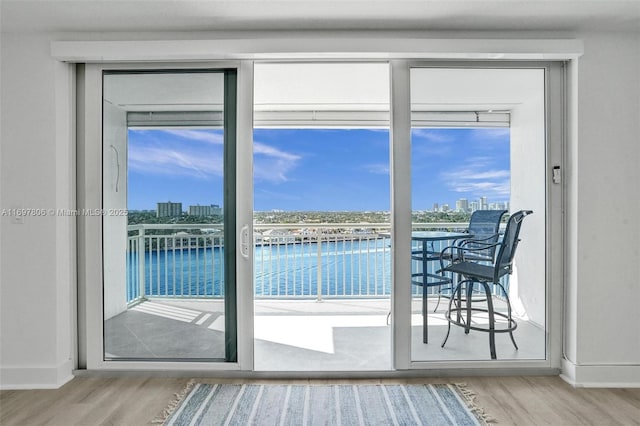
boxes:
[188,204,222,216]
[441,203,450,212]
[469,201,480,212]
[157,201,183,218]
[480,196,488,210]
[432,203,439,212]
[456,198,469,212]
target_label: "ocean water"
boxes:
[125,238,504,303]
[127,239,400,301]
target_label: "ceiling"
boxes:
[1,0,639,33]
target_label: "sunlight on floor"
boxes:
[254,315,389,354]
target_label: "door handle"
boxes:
[110,145,120,192]
[239,224,250,259]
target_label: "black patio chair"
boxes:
[444,209,508,263]
[440,210,533,359]
[430,209,508,312]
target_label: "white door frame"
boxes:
[390,60,565,371]
[77,61,255,371]
[77,56,564,374]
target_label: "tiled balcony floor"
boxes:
[104,297,545,369]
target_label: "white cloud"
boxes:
[442,168,510,181]
[411,130,455,158]
[412,129,454,143]
[440,158,510,199]
[128,130,303,183]
[129,145,223,179]
[253,140,302,183]
[362,163,389,175]
[254,142,301,162]
[161,129,224,145]
[449,180,511,195]
[470,128,510,141]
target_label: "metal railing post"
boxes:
[316,234,323,302]
[138,227,146,299]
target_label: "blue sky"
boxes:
[127,127,510,211]
[410,128,510,210]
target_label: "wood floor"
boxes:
[1,376,639,425]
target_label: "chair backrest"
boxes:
[495,210,533,276]
[466,209,508,260]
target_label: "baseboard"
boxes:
[561,359,640,387]
[0,359,74,390]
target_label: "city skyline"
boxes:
[137,195,508,214]
[127,128,510,211]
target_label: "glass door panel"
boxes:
[102,70,237,361]
[408,67,547,362]
[252,63,392,371]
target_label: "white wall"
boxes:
[0,34,74,388]
[0,30,639,388]
[562,31,640,386]
[509,69,546,327]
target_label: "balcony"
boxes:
[104,222,545,366]
[124,222,488,303]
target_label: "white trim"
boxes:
[54,60,78,373]
[74,55,570,375]
[79,63,104,369]
[236,60,255,370]
[73,366,560,380]
[390,60,412,370]
[561,357,577,385]
[409,360,553,370]
[78,62,248,370]
[563,59,580,370]
[400,60,564,369]
[561,359,640,388]
[51,38,584,63]
[0,359,74,390]
[86,361,242,371]
[545,62,565,370]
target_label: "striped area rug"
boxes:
[156,382,489,425]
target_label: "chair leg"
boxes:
[481,282,497,360]
[465,281,474,334]
[434,289,441,312]
[454,274,462,323]
[455,281,463,324]
[498,283,518,350]
[422,284,428,344]
[441,281,462,348]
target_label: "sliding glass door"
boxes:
[391,62,564,369]
[252,63,392,371]
[79,59,562,372]
[98,68,238,363]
